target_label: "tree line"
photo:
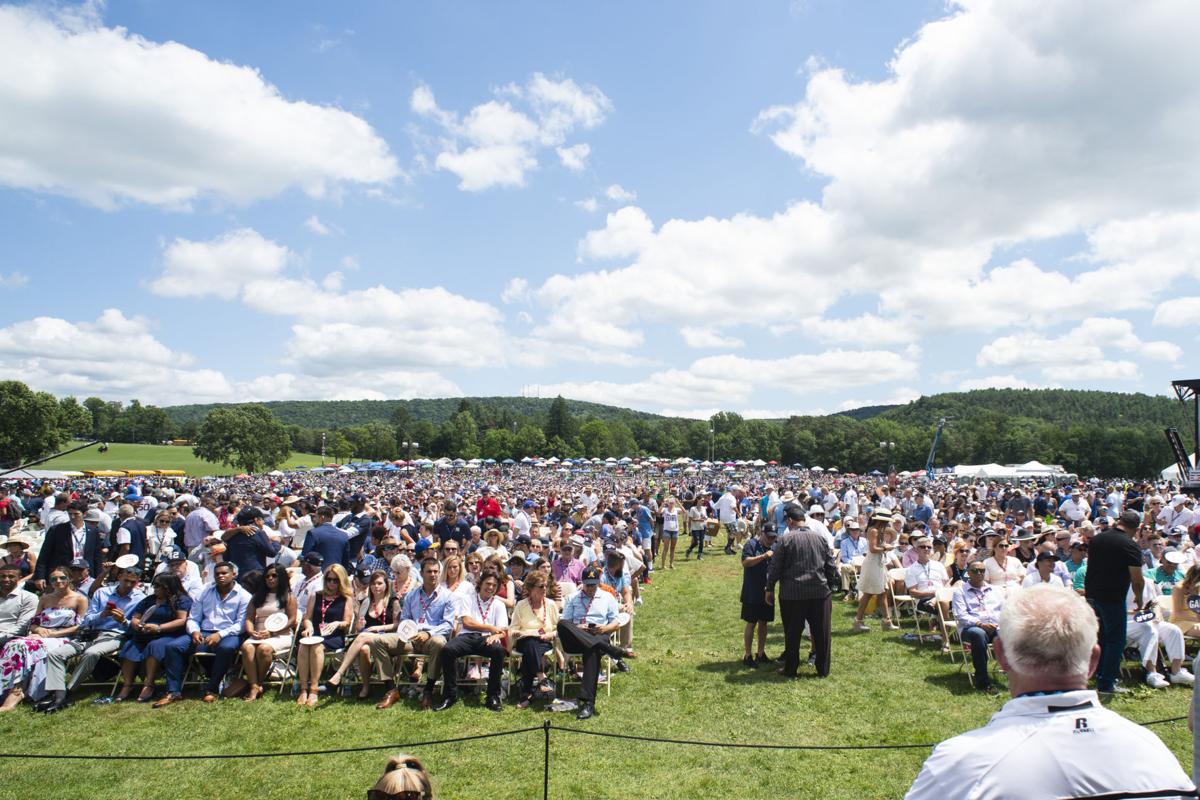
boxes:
[0,380,1186,478]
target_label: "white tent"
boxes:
[1014,460,1062,477]
[1161,457,1195,482]
[953,463,1017,479]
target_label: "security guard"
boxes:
[907,585,1194,799]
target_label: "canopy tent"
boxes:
[1013,460,1062,477]
[952,463,1017,479]
[2,468,74,480]
[1161,457,1195,482]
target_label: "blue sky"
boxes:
[1,0,1198,416]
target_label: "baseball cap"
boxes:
[581,564,602,585]
[68,558,90,570]
[302,551,325,567]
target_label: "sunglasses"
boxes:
[367,791,423,800]
[48,576,70,583]
[968,568,986,574]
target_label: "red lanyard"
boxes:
[534,601,548,635]
[319,594,337,621]
[476,594,495,623]
[578,594,594,625]
[418,588,438,623]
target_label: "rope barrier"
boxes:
[0,725,544,761]
[0,714,1186,762]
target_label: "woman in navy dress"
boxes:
[116,572,192,707]
[296,564,353,707]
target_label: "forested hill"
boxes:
[163,396,666,428]
[877,389,1190,430]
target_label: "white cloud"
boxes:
[574,197,599,213]
[577,206,655,261]
[0,5,398,209]
[680,327,744,349]
[1154,297,1200,327]
[412,73,610,191]
[0,272,29,289]
[305,215,342,236]
[605,184,636,202]
[536,369,749,414]
[150,228,290,300]
[501,278,531,305]
[691,350,914,395]
[976,317,1179,382]
[556,143,591,172]
[0,307,461,404]
[798,313,918,346]
[321,271,344,291]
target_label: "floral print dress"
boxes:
[0,606,80,700]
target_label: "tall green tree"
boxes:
[544,395,576,443]
[448,411,480,459]
[481,428,515,461]
[192,404,291,473]
[0,381,72,466]
[57,396,93,437]
[513,424,546,458]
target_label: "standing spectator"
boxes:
[713,485,740,556]
[739,523,776,667]
[1085,509,1147,694]
[765,506,838,678]
[33,504,103,590]
[302,506,351,571]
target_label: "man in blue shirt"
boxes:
[40,566,145,712]
[375,557,457,711]
[558,563,636,720]
[302,506,351,571]
[740,524,776,666]
[221,508,280,582]
[187,562,251,702]
[631,499,654,583]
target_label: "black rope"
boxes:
[549,725,935,750]
[1136,716,1188,727]
[0,726,544,761]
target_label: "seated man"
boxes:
[435,568,508,712]
[908,585,1195,799]
[186,562,251,702]
[41,565,146,712]
[837,519,868,598]
[951,560,1004,694]
[0,562,37,647]
[904,537,949,615]
[558,563,635,721]
[1125,581,1193,689]
[374,557,456,711]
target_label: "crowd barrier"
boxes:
[0,716,1187,799]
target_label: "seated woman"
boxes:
[983,539,1024,588]
[508,571,559,709]
[0,566,87,711]
[238,565,297,702]
[328,569,401,699]
[1171,563,1200,636]
[116,572,192,707]
[296,564,353,707]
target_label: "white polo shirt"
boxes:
[906,689,1195,799]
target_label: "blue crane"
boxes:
[924,417,947,474]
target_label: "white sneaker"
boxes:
[1170,668,1195,686]
[1146,671,1170,689]
[634,597,643,606]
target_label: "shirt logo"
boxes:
[1073,717,1093,734]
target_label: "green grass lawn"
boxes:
[35,442,324,476]
[0,556,1191,800]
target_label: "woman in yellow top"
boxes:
[508,571,559,708]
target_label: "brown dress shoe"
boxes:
[375,689,401,710]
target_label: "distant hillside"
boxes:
[834,404,898,421]
[164,396,669,428]
[878,388,1189,430]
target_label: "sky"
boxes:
[1,0,1199,418]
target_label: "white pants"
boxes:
[1126,619,1185,665]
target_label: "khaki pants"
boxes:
[839,563,859,592]
[370,631,446,688]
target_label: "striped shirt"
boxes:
[766,526,838,601]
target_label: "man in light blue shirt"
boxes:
[42,566,145,710]
[187,562,250,701]
[388,558,458,709]
[559,563,633,720]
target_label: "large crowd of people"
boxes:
[0,467,1197,739]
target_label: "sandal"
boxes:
[244,685,262,702]
[136,686,156,703]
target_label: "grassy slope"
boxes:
[35,443,324,476]
[0,556,1189,800]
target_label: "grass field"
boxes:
[35,442,325,476]
[0,556,1191,800]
